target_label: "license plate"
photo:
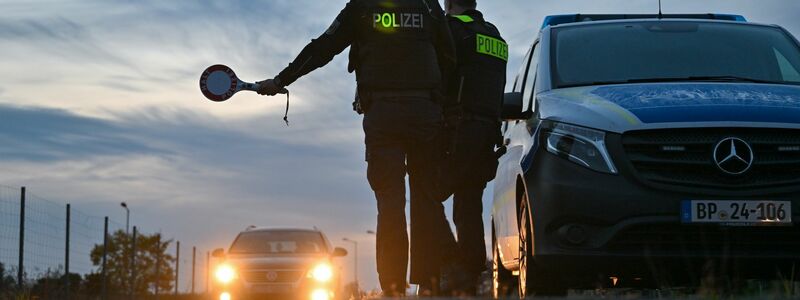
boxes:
[253,284,292,293]
[681,200,792,225]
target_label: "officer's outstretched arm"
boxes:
[271,2,358,88]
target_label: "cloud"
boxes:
[0,103,376,287]
[0,103,368,206]
[0,17,135,69]
[0,105,165,161]
[0,0,353,116]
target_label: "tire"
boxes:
[518,192,567,298]
[492,223,515,299]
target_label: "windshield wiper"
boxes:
[632,76,779,84]
[559,76,792,88]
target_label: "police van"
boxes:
[490,14,800,298]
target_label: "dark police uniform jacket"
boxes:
[445,10,507,120]
[274,0,456,93]
[440,10,508,186]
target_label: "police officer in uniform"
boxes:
[438,0,508,294]
[256,0,455,296]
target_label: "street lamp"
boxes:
[120,202,130,234]
[342,238,359,299]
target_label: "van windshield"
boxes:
[552,21,800,88]
[229,231,327,255]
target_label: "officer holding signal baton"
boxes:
[256,0,456,296]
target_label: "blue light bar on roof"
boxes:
[541,14,747,29]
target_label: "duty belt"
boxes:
[367,89,432,98]
[460,112,500,124]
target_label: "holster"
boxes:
[354,87,374,114]
[353,89,365,115]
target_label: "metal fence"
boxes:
[0,185,211,299]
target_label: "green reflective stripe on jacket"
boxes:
[476,34,508,61]
[453,15,474,23]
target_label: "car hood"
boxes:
[225,254,328,270]
[537,83,800,133]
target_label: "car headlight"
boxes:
[215,264,237,284]
[311,289,332,300]
[543,122,617,174]
[308,263,333,282]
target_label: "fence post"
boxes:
[65,203,71,300]
[17,186,25,290]
[155,234,160,300]
[102,216,108,300]
[130,226,137,300]
[175,241,180,295]
[192,246,196,295]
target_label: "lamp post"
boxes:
[120,202,130,234]
[342,238,359,299]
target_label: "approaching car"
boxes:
[212,227,348,300]
[491,14,800,298]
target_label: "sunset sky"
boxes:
[1,0,799,291]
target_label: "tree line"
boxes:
[0,230,177,298]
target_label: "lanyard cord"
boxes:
[283,91,290,126]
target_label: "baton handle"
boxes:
[239,81,288,94]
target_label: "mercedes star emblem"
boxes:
[713,137,754,175]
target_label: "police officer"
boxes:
[256,0,455,296]
[438,0,508,294]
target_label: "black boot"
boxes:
[440,263,480,296]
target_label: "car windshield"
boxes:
[229,231,327,255]
[552,21,800,88]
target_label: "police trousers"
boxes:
[362,92,450,292]
[442,120,501,276]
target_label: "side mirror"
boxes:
[332,247,348,257]
[501,92,528,120]
[212,248,225,258]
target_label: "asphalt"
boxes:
[363,288,797,299]
[365,295,795,299]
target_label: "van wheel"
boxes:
[492,223,515,299]
[518,193,567,298]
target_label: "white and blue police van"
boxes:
[490,13,800,298]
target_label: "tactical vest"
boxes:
[449,14,508,119]
[351,0,443,90]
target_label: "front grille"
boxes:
[607,224,800,254]
[622,128,800,190]
[242,270,303,283]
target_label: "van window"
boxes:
[552,22,800,88]
[522,43,541,112]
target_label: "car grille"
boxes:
[242,270,303,283]
[621,128,800,190]
[607,224,800,254]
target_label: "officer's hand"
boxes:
[256,79,284,96]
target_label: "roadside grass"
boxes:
[568,279,800,299]
[4,294,212,300]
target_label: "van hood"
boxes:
[537,82,800,133]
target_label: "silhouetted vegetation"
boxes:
[0,262,15,297]
[28,270,82,298]
[88,230,177,297]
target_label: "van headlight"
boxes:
[543,122,617,174]
[308,263,333,282]
[215,264,237,284]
